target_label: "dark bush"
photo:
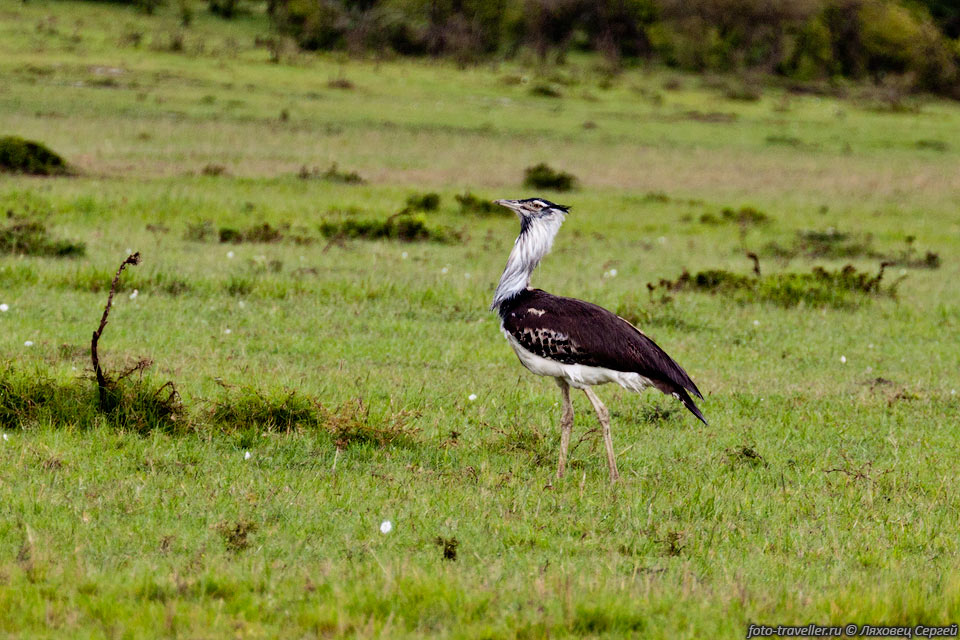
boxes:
[405,192,441,212]
[523,163,578,191]
[0,137,71,176]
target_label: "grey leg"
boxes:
[556,379,574,479]
[583,387,620,483]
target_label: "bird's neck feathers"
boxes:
[492,213,565,310]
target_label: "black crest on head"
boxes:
[519,198,570,213]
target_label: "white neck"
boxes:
[491,214,565,310]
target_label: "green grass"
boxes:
[1,1,960,637]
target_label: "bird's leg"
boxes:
[583,387,619,483]
[556,379,574,479]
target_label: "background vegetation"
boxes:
[1,0,959,637]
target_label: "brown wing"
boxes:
[500,289,706,423]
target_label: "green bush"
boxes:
[0,137,71,176]
[523,163,578,191]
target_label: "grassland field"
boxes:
[1,1,960,638]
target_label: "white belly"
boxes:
[503,331,653,392]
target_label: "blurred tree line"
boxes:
[267,0,960,95]
[91,0,960,96]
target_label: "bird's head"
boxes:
[494,198,569,225]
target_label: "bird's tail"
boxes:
[675,387,708,425]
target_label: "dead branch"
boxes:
[746,252,761,277]
[91,252,141,410]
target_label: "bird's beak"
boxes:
[494,199,524,218]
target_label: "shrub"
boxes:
[320,213,459,243]
[405,192,440,212]
[523,163,578,191]
[455,192,506,216]
[0,218,85,257]
[298,163,365,184]
[647,261,902,308]
[0,137,71,176]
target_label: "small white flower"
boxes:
[868,343,874,349]
[380,520,392,534]
[238,301,246,309]
[24,341,33,347]
[224,328,232,334]
[244,451,252,460]
[126,248,132,254]
[752,320,760,326]
[0,303,8,312]
[2,433,8,442]
[128,289,139,300]
[401,251,409,259]
[840,355,847,364]
[468,393,477,401]
[227,251,235,259]
[951,389,956,396]
[441,266,449,274]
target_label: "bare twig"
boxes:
[91,252,141,410]
[746,252,761,278]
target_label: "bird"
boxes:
[491,197,706,483]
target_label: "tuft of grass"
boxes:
[219,222,284,244]
[298,162,365,184]
[327,78,355,90]
[55,267,191,295]
[523,163,577,192]
[434,536,459,561]
[648,262,901,308]
[200,164,227,177]
[765,134,805,147]
[319,213,459,243]
[209,387,417,447]
[724,83,762,102]
[404,192,440,212]
[184,220,214,241]
[763,231,940,268]
[0,136,71,176]
[700,206,769,226]
[0,217,86,257]
[915,139,948,151]
[455,192,506,216]
[210,387,320,432]
[529,83,562,98]
[0,366,183,433]
[215,519,257,552]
